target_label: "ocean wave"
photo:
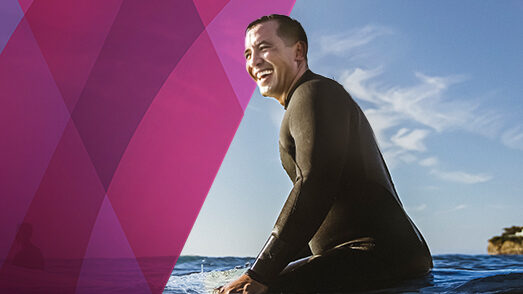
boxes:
[454,272,523,293]
[166,255,523,294]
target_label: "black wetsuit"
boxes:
[246,70,433,293]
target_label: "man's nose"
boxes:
[249,52,263,68]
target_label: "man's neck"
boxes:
[278,64,309,106]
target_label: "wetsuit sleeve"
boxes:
[248,82,349,284]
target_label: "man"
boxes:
[217,15,432,294]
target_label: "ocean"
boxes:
[165,255,523,294]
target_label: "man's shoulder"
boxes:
[289,72,351,108]
[296,72,343,93]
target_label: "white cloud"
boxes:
[382,149,417,169]
[430,169,492,184]
[363,108,401,148]
[341,68,474,133]
[419,157,439,167]
[501,125,523,151]
[340,67,506,182]
[407,203,427,212]
[455,204,468,210]
[436,204,468,215]
[311,26,521,187]
[342,68,506,140]
[409,155,492,185]
[318,25,393,57]
[391,128,430,152]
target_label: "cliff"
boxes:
[488,226,523,255]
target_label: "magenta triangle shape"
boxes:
[16,0,33,14]
[71,0,205,191]
[192,0,230,26]
[76,196,151,294]
[22,0,124,113]
[0,0,23,55]
[0,17,70,269]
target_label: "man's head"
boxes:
[244,15,308,104]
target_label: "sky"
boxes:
[181,0,523,256]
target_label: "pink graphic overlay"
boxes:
[16,0,33,14]
[0,0,296,293]
[108,29,242,291]
[23,0,124,112]
[192,0,229,26]
[0,18,70,269]
[0,0,23,54]
[71,0,204,191]
[76,197,151,294]
[0,121,106,291]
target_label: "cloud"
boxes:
[419,157,439,167]
[311,26,520,186]
[430,169,492,184]
[501,125,523,151]
[391,128,430,152]
[454,204,468,211]
[406,203,427,212]
[318,25,393,57]
[342,68,507,140]
[417,156,491,184]
[341,68,476,133]
[340,67,506,183]
[418,156,491,184]
[361,107,401,148]
[382,149,418,169]
[436,204,468,215]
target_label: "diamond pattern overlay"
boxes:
[0,0,295,293]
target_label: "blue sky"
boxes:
[182,1,523,256]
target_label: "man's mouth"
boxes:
[256,69,273,82]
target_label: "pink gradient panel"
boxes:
[192,0,230,26]
[206,0,297,110]
[0,1,296,292]
[76,197,151,294]
[0,19,70,267]
[71,0,204,190]
[23,0,124,112]
[17,0,33,14]
[0,0,23,54]
[1,122,106,292]
[107,30,242,293]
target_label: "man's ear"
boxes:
[294,41,307,61]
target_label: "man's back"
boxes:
[272,70,432,279]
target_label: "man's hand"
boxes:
[215,273,268,294]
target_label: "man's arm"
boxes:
[248,81,350,284]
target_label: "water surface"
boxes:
[166,254,523,293]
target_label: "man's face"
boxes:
[244,20,299,99]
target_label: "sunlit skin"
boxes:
[244,20,308,106]
[215,20,308,294]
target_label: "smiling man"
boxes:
[217,15,433,294]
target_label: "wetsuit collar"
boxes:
[284,69,314,110]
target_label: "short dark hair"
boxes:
[246,14,308,58]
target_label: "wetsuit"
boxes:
[246,70,433,293]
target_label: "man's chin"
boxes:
[258,87,271,97]
[258,86,278,98]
